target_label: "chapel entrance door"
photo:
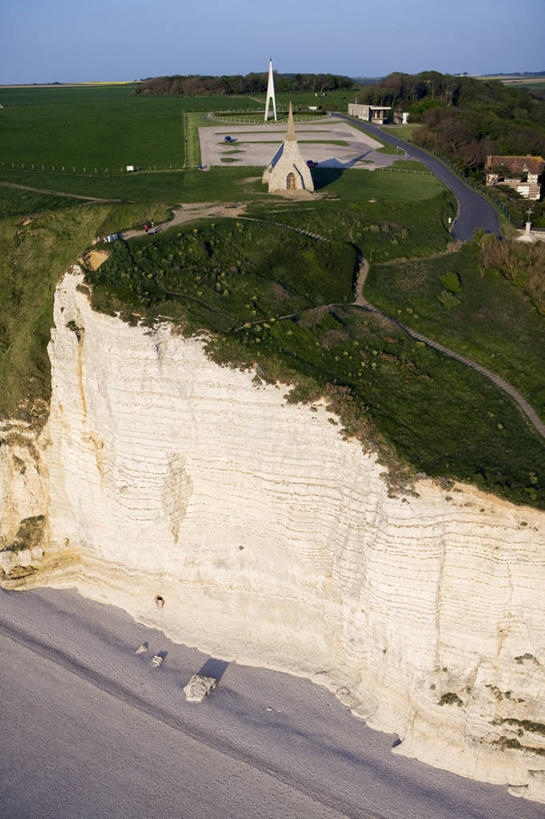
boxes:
[286,172,296,190]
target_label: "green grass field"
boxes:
[0,84,259,173]
[505,81,545,91]
[0,165,268,202]
[238,89,355,110]
[382,123,423,142]
[236,139,350,146]
[274,90,355,110]
[211,109,329,123]
[0,162,442,205]
[248,186,454,262]
[0,185,76,218]
[377,142,406,155]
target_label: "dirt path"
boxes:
[0,180,121,203]
[353,258,545,441]
[120,201,248,240]
[116,208,545,443]
[239,217,545,443]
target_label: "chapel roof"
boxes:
[285,101,296,142]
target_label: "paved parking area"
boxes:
[199,118,407,170]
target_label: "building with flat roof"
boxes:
[348,102,392,124]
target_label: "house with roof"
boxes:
[262,102,314,194]
[485,155,544,201]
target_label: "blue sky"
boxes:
[2,0,544,84]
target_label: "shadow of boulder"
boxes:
[198,657,230,682]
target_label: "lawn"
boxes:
[0,84,260,173]
[212,109,329,122]
[274,90,355,110]
[209,88,355,111]
[248,187,454,262]
[382,123,423,142]
[0,165,269,202]
[377,142,406,155]
[236,139,350,146]
[0,163,443,206]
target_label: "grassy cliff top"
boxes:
[86,207,545,509]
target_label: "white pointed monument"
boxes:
[262,102,314,193]
[264,58,277,122]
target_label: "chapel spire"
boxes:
[285,101,296,141]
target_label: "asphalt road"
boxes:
[1,586,543,819]
[334,115,501,241]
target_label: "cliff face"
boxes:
[2,266,545,801]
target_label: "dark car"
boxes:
[224,135,237,144]
[306,160,318,168]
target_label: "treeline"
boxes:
[357,71,545,171]
[133,72,355,97]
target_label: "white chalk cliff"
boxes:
[2,266,545,802]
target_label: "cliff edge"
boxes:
[2,267,545,802]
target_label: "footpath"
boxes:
[92,204,545,444]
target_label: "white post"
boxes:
[264,58,277,122]
[526,207,533,236]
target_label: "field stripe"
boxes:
[0,181,121,203]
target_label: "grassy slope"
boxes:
[0,194,170,424]
[365,242,545,424]
[88,220,356,330]
[249,173,454,263]
[87,215,545,508]
[382,123,423,142]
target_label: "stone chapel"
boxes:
[262,102,314,194]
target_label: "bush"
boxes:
[437,289,461,308]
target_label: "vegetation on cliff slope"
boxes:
[0,190,170,425]
[365,236,545,435]
[87,214,545,508]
